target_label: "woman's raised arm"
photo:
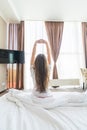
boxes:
[30,42,37,66]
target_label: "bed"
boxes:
[0,88,87,130]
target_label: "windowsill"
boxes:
[23,85,83,93]
[50,85,83,92]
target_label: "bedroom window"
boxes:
[24,21,85,89]
[24,21,48,89]
[58,22,85,79]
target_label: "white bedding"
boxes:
[0,89,87,130]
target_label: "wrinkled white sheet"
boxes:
[0,89,87,130]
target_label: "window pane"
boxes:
[24,21,85,89]
[24,21,49,89]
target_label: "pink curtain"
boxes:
[7,21,24,89]
[45,21,64,79]
[82,22,87,68]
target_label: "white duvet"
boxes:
[0,89,87,130]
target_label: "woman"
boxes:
[30,39,52,98]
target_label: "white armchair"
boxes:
[80,68,87,90]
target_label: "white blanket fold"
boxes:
[1,89,87,130]
[5,89,87,109]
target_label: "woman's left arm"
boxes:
[30,42,37,66]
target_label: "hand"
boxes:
[35,39,47,44]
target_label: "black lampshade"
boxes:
[0,49,25,64]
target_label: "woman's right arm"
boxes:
[46,42,51,65]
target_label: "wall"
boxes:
[0,17,7,92]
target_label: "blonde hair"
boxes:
[34,54,49,92]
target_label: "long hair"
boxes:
[34,54,49,93]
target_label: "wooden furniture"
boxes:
[80,68,87,90]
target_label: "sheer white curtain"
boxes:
[24,21,85,89]
[58,22,85,79]
[24,21,49,89]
